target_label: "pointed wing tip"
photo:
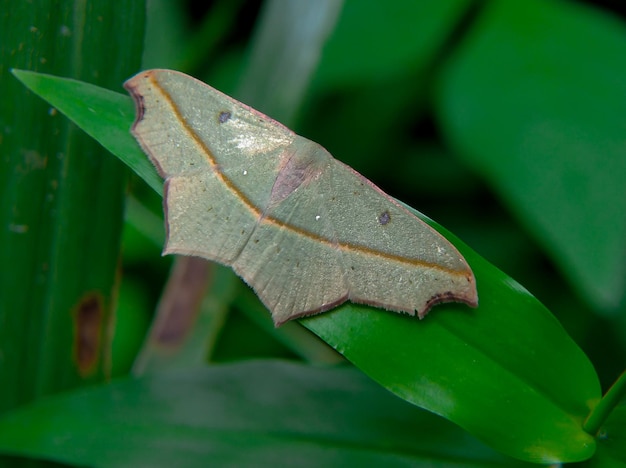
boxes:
[123,71,173,180]
[123,69,158,90]
[124,70,171,132]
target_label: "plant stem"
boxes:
[583,369,626,435]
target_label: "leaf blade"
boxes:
[435,0,626,313]
[0,0,144,415]
[0,362,536,467]
[14,70,601,463]
[12,69,162,194]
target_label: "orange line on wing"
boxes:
[149,76,469,277]
[149,75,264,220]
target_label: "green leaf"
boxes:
[303,241,600,464]
[435,0,626,314]
[313,0,471,87]
[11,70,162,194]
[0,0,144,415]
[13,70,601,463]
[0,361,536,467]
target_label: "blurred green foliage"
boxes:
[0,0,144,414]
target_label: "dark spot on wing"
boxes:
[218,111,231,123]
[378,210,391,225]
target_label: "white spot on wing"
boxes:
[229,119,292,155]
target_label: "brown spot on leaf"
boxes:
[153,257,210,346]
[73,292,103,376]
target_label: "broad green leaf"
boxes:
[13,70,601,463]
[12,70,161,193]
[0,0,144,415]
[435,0,626,314]
[304,0,474,184]
[0,362,535,467]
[313,0,471,87]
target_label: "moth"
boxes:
[125,70,478,326]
